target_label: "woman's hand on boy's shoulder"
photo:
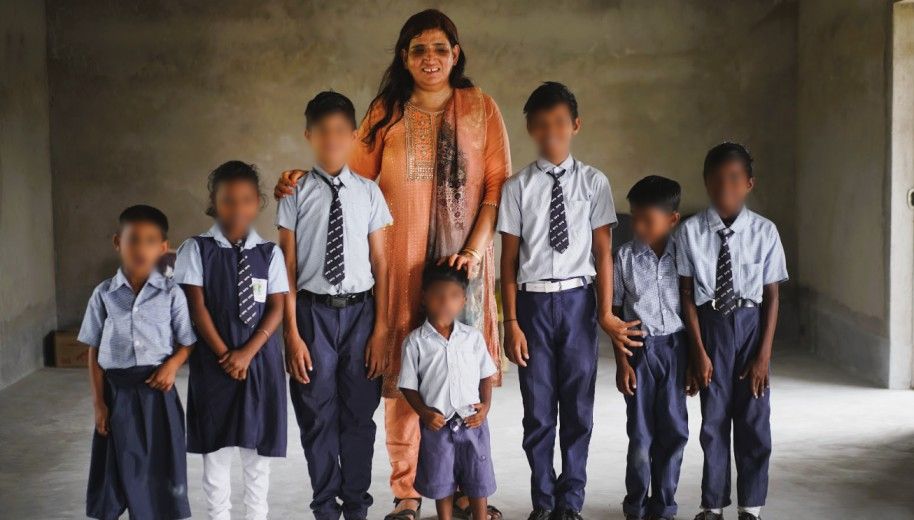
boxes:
[274,169,308,200]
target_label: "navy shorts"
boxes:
[415,417,496,500]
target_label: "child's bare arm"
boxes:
[366,227,390,379]
[87,346,108,436]
[183,285,230,358]
[219,293,284,381]
[278,227,311,384]
[680,276,709,395]
[593,225,644,348]
[612,305,637,396]
[500,232,527,367]
[400,388,446,431]
[741,283,779,397]
[465,376,494,428]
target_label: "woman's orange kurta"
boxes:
[350,86,510,398]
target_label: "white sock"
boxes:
[704,508,724,515]
[738,506,762,517]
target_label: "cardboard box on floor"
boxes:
[53,330,87,368]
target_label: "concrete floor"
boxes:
[1,346,913,519]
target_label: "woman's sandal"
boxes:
[384,497,422,520]
[452,492,503,520]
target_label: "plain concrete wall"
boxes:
[0,0,57,389]
[796,0,895,386]
[45,0,799,328]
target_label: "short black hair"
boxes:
[305,91,357,129]
[206,160,264,217]
[523,81,579,121]
[627,175,682,213]
[118,204,168,239]
[421,262,469,292]
[703,142,753,179]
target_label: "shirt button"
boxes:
[134,340,140,347]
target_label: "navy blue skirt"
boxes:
[86,366,190,520]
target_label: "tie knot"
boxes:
[718,228,734,239]
[548,168,565,181]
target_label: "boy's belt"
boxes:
[299,289,372,308]
[706,298,758,311]
[519,276,591,293]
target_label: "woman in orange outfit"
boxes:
[275,9,510,520]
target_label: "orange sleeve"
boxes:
[350,102,386,181]
[481,95,511,206]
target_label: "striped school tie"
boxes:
[236,242,257,326]
[714,228,736,315]
[323,180,345,286]
[548,168,569,253]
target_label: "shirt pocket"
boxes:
[564,199,591,244]
[740,262,763,300]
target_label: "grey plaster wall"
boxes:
[0,0,57,389]
[796,0,894,386]
[45,0,799,328]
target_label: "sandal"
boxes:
[452,492,503,520]
[384,497,422,520]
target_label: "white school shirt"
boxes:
[497,156,617,284]
[398,320,498,420]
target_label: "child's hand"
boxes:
[599,313,645,352]
[464,402,490,428]
[740,357,770,398]
[421,409,447,431]
[504,322,529,367]
[685,368,701,397]
[94,403,109,436]
[616,360,637,396]
[219,349,253,381]
[688,351,714,393]
[284,333,313,384]
[146,360,179,391]
[365,329,388,380]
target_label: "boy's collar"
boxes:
[535,154,574,173]
[109,268,165,292]
[313,164,353,186]
[633,237,675,259]
[205,223,264,250]
[704,206,750,234]
[421,318,465,340]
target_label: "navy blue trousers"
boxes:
[86,366,190,520]
[698,305,770,509]
[289,294,382,520]
[517,285,598,512]
[622,332,689,519]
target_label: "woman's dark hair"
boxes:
[206,160,264,217]
[305,91,357,129]
[627,175,682,213]
[422,261,469,291]
[363,9,473,148]
[118,204,169,239]
[523,81,579,121]
[703,142,754,179]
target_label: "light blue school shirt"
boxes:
[398,320,498,420]
[78,269,197,370]
[173,224,289,295]
[675,206,788,306]
[275,165,393,295]
[497,156,618,284]
[613,239,684,337]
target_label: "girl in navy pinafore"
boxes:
[173,161,289,520]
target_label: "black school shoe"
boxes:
[737,514,760,520]
[527,510,553,520]
[553,510,584,520]
[694,512,724,520]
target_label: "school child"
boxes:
[173,160,289,520]
[79,205,196,520]
[276,91,392,520]
[398,263,497,520]
[612,176,688,520]
[676,143,788,520]
[498,81,638,520]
